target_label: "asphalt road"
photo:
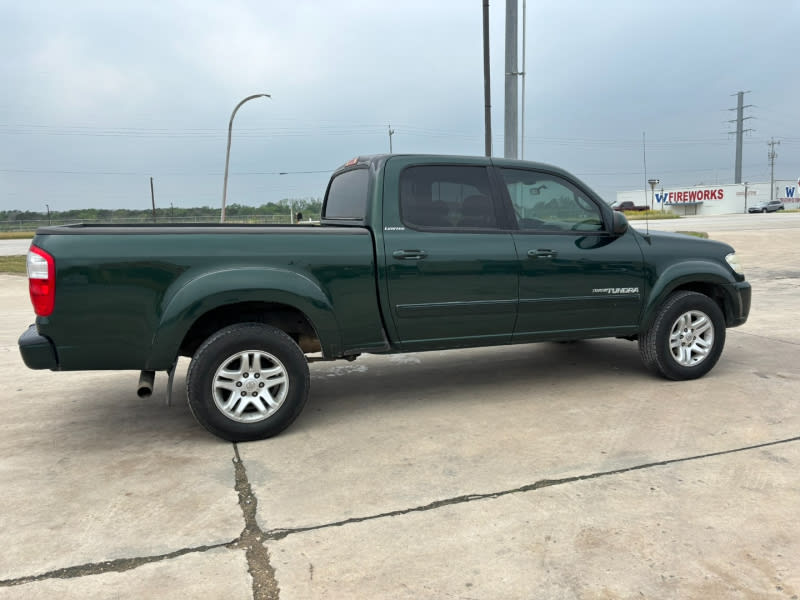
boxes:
[1,226,798,598]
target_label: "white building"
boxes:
[616,179,800,215]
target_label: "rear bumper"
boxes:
[18,325,59,370]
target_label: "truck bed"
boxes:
[30,223,388,370]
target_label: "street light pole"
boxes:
[221,93,271,223]
[647,179,659,210]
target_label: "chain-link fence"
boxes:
[0,214,322,232]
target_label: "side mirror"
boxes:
[612,211,629,235]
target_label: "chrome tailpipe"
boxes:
[137,370,155,398]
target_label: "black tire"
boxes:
[638,291,726,381]
[187,323,309,442]
[762,208,767,213]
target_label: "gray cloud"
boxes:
[1,0,798,212]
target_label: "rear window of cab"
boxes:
[323,168,369,220]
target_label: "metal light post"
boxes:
[647,179,659,210]
[743,181,749,213]
[221,93,271,223]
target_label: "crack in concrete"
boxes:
[231,443,280,600]
[0,542,231,587]
[0,444,279,596]
[3,434,798,590]
[263,434,800,541]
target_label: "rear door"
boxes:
[497,166,645,341]
[380,157,519,350]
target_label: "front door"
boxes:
[497,166,645,341]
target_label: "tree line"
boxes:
[1,198,323,223]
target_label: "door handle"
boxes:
[527,249,557,259]
[392,249,428,260]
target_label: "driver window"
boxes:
[499,168,604,232]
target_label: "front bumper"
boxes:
[18,324,59,370]
[726,281,751,327]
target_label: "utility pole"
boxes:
[482,0,492,157]
[504,0,518,159]
[520,0,526,159]
[388,123,395,153]
[728,91,753,184]
[768,138,780,201]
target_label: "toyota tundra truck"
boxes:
[18,154,751,441]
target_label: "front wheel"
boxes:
[638,291,726,380]
[187,323,310,441]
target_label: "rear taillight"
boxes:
[27,246,55,316]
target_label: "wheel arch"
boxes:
[146,267,342,369]
[642,261,738,332]
[178,301,322,359]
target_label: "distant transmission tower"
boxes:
[727,91,754,184]
[768,138,780,201]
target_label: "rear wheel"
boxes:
[187,323,309,441]
[639,291,725,380]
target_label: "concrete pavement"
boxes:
[1,228,798,598]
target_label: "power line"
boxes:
[5,122,784,148]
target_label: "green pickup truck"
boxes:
[19,154,751,441]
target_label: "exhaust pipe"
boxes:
[137,370,155,398]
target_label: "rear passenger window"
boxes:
[400,165,498,230]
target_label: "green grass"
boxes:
[0,231,35,240]
[676,231,709,239]
[0,255,26,275]
[621,210,681,220]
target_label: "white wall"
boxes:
[617,180,800,215]
[777,180,800,210]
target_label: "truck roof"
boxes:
[332,154,576,179]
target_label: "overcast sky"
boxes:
[1,0,798,213]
